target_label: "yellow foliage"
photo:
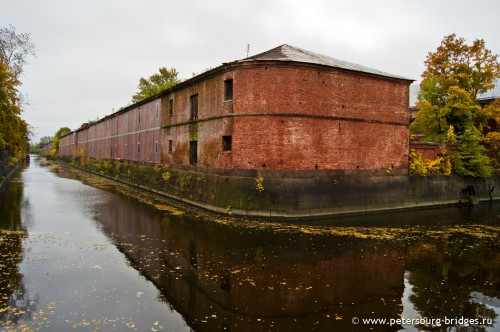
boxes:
[162,171,171,181]
[255,173,265,192]
[409,149,452,176]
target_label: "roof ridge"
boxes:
[240,44,413,81]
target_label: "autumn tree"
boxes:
[411,34,500,176]
[131,67,180,103]
[0,62,29,165]
[0,25,35,165]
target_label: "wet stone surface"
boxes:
[0,156,500,331]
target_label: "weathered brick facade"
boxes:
[58,44,413,172]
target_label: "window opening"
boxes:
[168,99,173,118]
[189,141,198,165]
[222,136,232,152]
[190,94,198,120]
[224,79,233,101]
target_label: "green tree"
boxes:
[131,67,180,103]
[30,136,53,154]
[51,127,71,157]
[411,34,500,177]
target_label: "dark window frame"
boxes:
[168,99,174,118]
[190,94,198,120]
[224,79,233,101]
[222,135,232,152]
[189,141,198,165]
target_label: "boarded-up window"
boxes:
[189,141,197,165]
[168,140,173,154]
[222,136,232,152]
[155,141,159,154]
[156,103,160,118]
[190,94,198,120]
[224,79,233,101]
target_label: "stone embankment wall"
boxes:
[59,156,500,219]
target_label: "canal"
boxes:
[1,156,500,331]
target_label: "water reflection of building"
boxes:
[96,196,406,331]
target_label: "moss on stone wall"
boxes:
[56,155,500,219]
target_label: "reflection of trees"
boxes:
[406,234,498,330]
[0,173,36,324]
[0,172,24,231]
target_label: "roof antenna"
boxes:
[246,44,250,58]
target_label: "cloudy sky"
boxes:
[2,0,499,142]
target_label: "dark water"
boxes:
[1,157,500,331]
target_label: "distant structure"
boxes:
[57,44,413,173]
[409,78,500,120]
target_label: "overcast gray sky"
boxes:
[2,0,499,142]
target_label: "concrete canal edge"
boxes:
[53,156,500,220]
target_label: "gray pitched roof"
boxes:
[240,44,412,81]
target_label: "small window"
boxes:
[155,141,159,154]
[156,103,160,118]
[125,114,128,128]
[137,142,141,153]
[168,99,173,118]
[190,94,198,120]
[168,140,173,154]
[189,141,197,165]
[222,136,232,152]
[138,110,141,123]
[125,143,128,153]
[224,79,233,101]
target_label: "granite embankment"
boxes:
[55,156,500,219]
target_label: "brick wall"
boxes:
[58,61,410,172]
[60,99,162,164]
[229,63,411,171]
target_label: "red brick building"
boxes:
[59,44,413,172]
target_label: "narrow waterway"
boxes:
[1,156,500,331]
